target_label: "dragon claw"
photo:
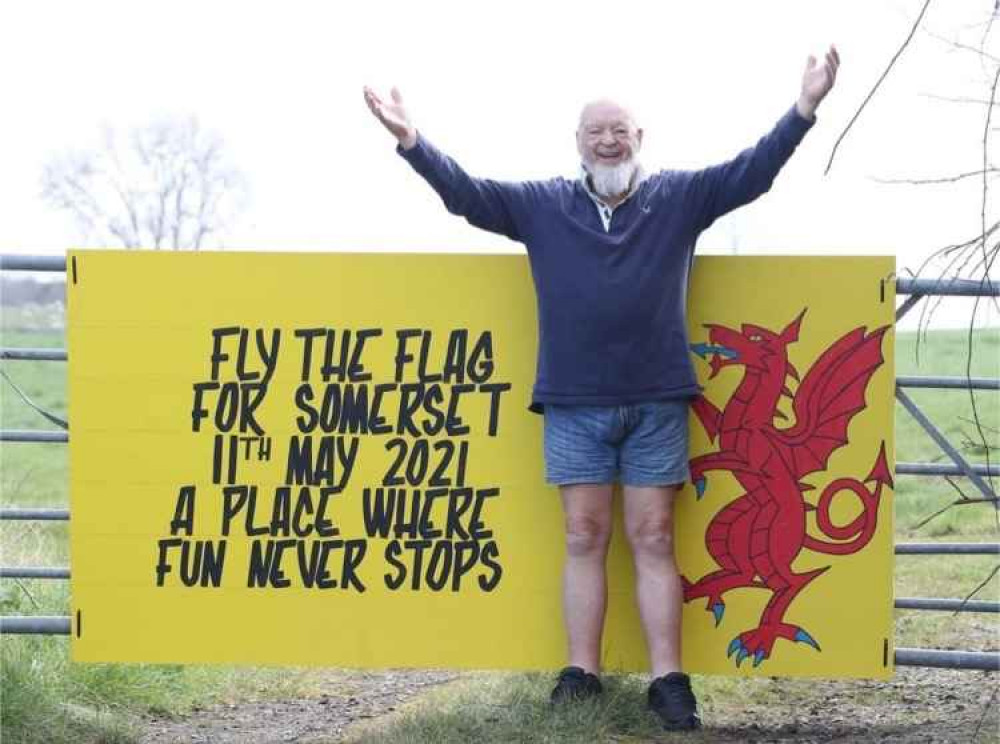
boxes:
[710,602,725,627]
[735,646,749,667]
[794,628,821,652]
[725,625,821,668]
[727,638,741,658]
[694,477,707,500]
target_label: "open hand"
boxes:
[797,46,840,120]
[363,86,418,149]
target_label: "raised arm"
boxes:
[689,46,840,231]
[363,86,534,242]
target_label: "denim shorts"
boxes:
[543,401,691,487]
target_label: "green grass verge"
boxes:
[1,633,327,744]
[345,672,669,744]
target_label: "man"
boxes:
[363,46,839,731]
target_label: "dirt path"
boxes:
[138,667,997,744]
[138,670,460,744]
[699,667,999,744]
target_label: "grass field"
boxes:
[1,310,997,744]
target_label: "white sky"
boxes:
[1,0,997,330]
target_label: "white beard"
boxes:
[588,159,638,199]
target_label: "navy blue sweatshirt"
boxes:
[398,105,814,412]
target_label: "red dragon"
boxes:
[684,309,892,668]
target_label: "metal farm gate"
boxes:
[1,253,997,671]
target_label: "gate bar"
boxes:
[896,542,999,554]
[896,277,1000,297]
[0,508,69,520]
[0,348,68,361]
[897,462,999,477]
[0,430,68,443]
[0,255,66,272]
[895,648,1000,671]
[0,616,71,635]
[896,375,1000,390]
[0,567,70,579]
[895,598,999,613]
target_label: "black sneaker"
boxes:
[647,672,701,730]
[550,666,603,703]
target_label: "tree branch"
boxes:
[918,92,1000,106]
[825,0,935,175]
[921,27,1000,64]
[872,167,999,185]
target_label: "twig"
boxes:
[979,61,999,295]
[0,368,68,429]
[957,497,997,506]
[908,226,1000,350]
[920,27,1000,64]
[952,564,1000,617]
[910,497,998,531]
[910,501,954,531]
[952,239,996,285]
[960,433,999,451]
[910,477,998,531]
[11,580,40,611]
[913,240,982,346]
[872,168,999,185]
[958,420,1000,449]
[918,92,1000,106]
[907,221,1000,280]
[825,0,935,175]
[965,59,1000,521]
[959,416,1000,435]
[978,1,999,65]
[966,240,1000,278]
[973,683,998,744]
[944,476,971,501]
[10,465,38,502]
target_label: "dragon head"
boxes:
[690,309,806,380]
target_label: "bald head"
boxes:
[577,99,639,133]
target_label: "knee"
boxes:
[626,517,675,559]
[564,515,611,557]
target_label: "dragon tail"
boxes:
[804,443,891,557]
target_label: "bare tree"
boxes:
[823,3,999,645]
[41,116,248,250]
[826,2,998,308]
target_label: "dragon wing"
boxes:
[765,325,889,479]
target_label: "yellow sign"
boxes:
[68,251,894,678]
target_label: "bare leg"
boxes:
[560,483,614,674]
[624,484,683,677]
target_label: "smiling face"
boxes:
[576,99,643,169]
